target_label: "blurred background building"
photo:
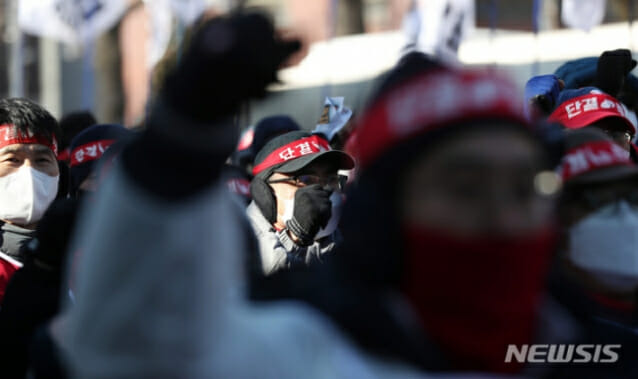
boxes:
[2,0,638,129]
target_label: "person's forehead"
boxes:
[0,143,54,155]
[592,117,631,133]
[270,172,292,179]
[429,128,542,168]
[297,160,339,176]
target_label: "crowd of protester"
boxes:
[1,10,638,379]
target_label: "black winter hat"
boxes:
[58,111,97,150]
[234,115,301,168]
[253,116,301,156]
[252,130,354,177]
[68,124,131,193]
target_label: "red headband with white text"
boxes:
[252,135,331,175]
[70,139,116,167]
[0,124,58,155]
[559,140,633,182]
[347,69,527,170]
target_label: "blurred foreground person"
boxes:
[248,131,354,274]
[0,199,79,379]
[54,12,399,379]
[336,62,557,375]
[0,99,60,302]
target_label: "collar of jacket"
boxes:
[0,221,35,262]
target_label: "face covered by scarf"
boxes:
[400,225,557,373]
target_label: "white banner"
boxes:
[19,0,129,45]
[411,0,475,63]
[561,0,606,32]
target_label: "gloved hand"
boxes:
[524,74,563,120]
[596,49,637,98]
[554,57,598,90]
[285,184,332,246]
[125,11,301,200]
[164,11,301,122]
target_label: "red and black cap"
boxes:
[252,130,354,177]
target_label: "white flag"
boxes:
[312,97,353,142]
[411,0,475,63]
[561,0,606,32]
[19,0,128,46]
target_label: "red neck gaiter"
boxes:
[401,226,556,373]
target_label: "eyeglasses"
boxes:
[268,174,348,192]
[603,129,632,147]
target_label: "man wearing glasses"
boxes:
[549,87,636,153]
[247,131,354,275]
[557,128,638,331]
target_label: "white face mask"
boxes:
[315,192,344,239]
[569,200,638,292]
[278,192,344,241]
[279,195,294,225]
[0,166,59,226]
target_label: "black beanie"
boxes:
[68,124,131,193]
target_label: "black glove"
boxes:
[165,11,301,122]
[125,11,300,200]
[286,185,332,246]
[596,49,637,97]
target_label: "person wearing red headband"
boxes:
[548,87,636,152]
[248,130,354,275]
[0,98,60,303]
[553,128,638,329]
[67,123,131,198]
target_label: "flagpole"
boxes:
[489,0,497,68]
[629,0,635,52]
[532,0,541,77]
[7,0,24,97]
[321,0,339,106]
